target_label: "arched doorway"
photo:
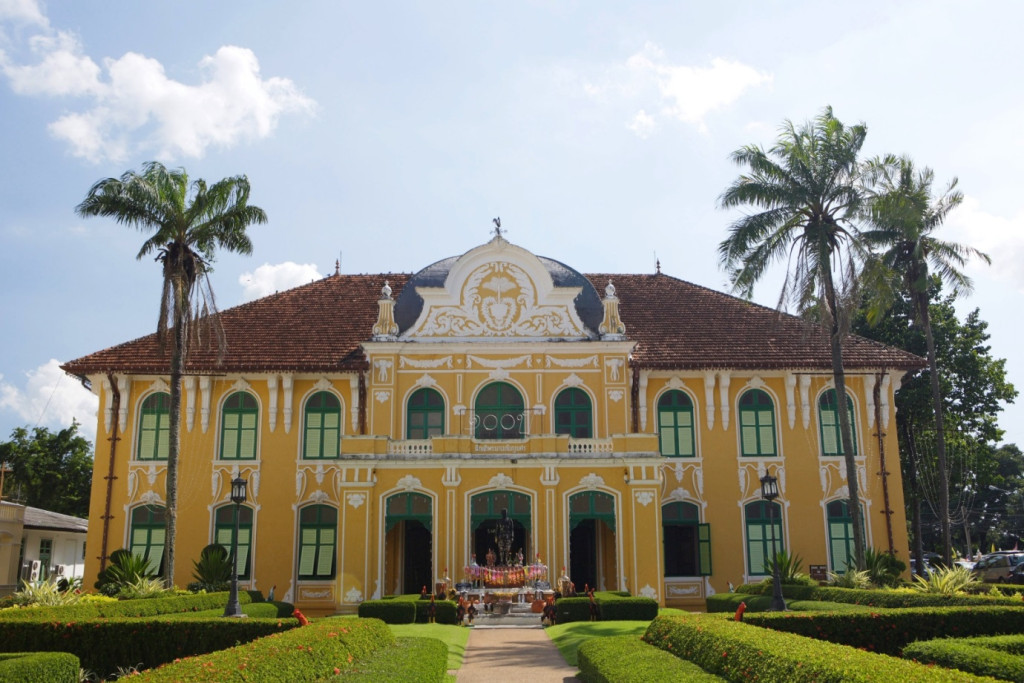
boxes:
[569,491,616,591]
[470,490,531,565]
[384,492,433,595]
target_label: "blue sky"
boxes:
[1,1,1022,450]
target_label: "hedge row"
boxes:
[904,635,1024,681]
[0,590,262,621]
[337,636,448,680]
[556,595,658,623]
[156,601,294,620]
[0,652,79,683]
[140,617,396,681]
[642,614,984,682]
[706,593,874,614]
[577,634,722,682]
[736,583,1021,609]
[357,599,457,624]
[0,616,296,678]
[744,605,1024,655]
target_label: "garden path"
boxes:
[454,626,579,682]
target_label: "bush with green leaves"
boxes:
[357,599,416,623]
[0,590,260,622]
[864,548,906,588]
[187,544,232,593]
[705,593,874,614]
[0,652,80,683]
[735,581,1020,608]
[116,576,171,600]
[335,636,448,681]
[11,579,85,607]
[578,634,721,682]
[643,613,981,681]
[94,549,158,597]
[903,634,1024,680]
[593,595,658,621]
[828,569,871,589]
[912,566,981,595]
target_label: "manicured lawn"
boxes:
[388,623,470,671]
[546,620,650,666]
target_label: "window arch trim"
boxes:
[656,389,697,457]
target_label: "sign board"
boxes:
[809,564,829,581]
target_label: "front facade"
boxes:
[0,502,88,596]
[64,236,919,611]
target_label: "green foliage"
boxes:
[413,599,457,625]
[0,651,80,683]
[0,422,93,517]
[828,569,871,589]
[864,548,906,588]
[117,576,171,600]
[643,613,981,681]
[744,605,1024,656]
[335,636,448,681]
[187,544,232,593]
[577,634,722,682]
[767,550,813,585]
[357,599,416,624]
[593,596,659,621]
[705,593,874,614]
[11,579,85,607]
[138,617,393,681]
[95,549,157,597]
[912,566,981,595]
[0,590,259,622]
[903,634,1024,681]
[556,597,594,623]
[736,581,1019,609]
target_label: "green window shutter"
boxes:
[138,415,156,460]
[305,414,322,458]
[821,409,839,454]
[316,529,335,577]
[698,523,712,575]
[759,410,776,455]
[299,529,317,575]
[216,528,232,546]
[239,413,257,458]
[741,422,758,455]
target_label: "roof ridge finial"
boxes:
[492,217,504,239]
[335,259,340,276]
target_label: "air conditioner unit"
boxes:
[29,560,41,582]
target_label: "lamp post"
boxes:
[759,470,787,611]
[223,476,248,618]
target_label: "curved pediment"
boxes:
[401,236,594,341]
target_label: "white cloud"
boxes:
[0,359,98,443]
[0,0,47,26]
[1,4,316,162]
[945,196,1024,292]
[587,42,772,137]
[239,262,323,301]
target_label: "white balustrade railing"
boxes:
[388,440,433,456]
[567,438,614,454]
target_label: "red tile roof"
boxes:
[61,271,923,377]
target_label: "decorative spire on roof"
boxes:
[335,259,340,276]
[372,280,399,340]
[599,279,626,341]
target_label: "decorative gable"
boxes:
[402,236,592,341]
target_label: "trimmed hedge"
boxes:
[0,590,262,622]
[596,596,659,621]
[643,614,984,681]
[338,636,448,680]
[577,634,722,682]
[706,593,873,614]
[556,597,594,623]
[140,617,395,681]
[415,599,458,625]
[0,652,79,683]
[737,583,1021,609]
[0,616,297,678]
[157,601,294,620]
[744,605,1024,655]
[904,635,1024,681]
[358,599,415,623]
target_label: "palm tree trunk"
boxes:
[824,269,865,571]
[164,298,186,588]
[919,298,952,567]
[903,421,926,576]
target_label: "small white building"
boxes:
[0,501,88,596]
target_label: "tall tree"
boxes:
[719,106,870,569]
[76,162,267,587]
[0,422,93,517]
[862,155,991,567]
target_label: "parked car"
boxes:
[1008,563,1024,585]
[972,552,1024,582]
[909,558,932,576]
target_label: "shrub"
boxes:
[912,566,982,595]
[744,605,1024,655]
[577,634,721,682]
[139,617,395,681]
[11,580,85,607]
[596,596,658,621]
[337,636,448,680]
[904,635,1024,681]
[357,599,416,624]
[864,548,906,588]
[735,582,1021,608]
[0,590,260,622]
[556,597,593,623]
[117,577,171,600]
[705,593,873,614]
[828,569,871,589]
[188,544,232,593]
[94,549,157,597]
[0,652,79,683]
[643,613,980,681]
[413,599,457,625]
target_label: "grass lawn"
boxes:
[546,620,650,667]
[388,623,470,671]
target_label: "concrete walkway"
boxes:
[454,626,580,682]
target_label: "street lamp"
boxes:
[223,476,248,618]
[759,470,787,611]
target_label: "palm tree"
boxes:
[862,155,990,568]
[718,106,870,570]
[76,161,267,587]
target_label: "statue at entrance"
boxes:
[496,508,514,566]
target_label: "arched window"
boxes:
[303,392,341,459]
[739,389,776,457]
[826,500,864,573]
[474,382,524,439]
[554,388,592,438]
[657,390,695,457]
[129,505,167,575]
[744,500,783,575]
[220,392,259,460]
[819,389,857,456]
[298,505,337,579]
[214,504,254,580]
[137,392,170,461]
[662,501,711,576]
[407,388,444,439]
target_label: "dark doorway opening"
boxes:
[570,519,597,590]
[401,521,432,595]
[663,524,698,576]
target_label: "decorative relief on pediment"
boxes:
[400,356,453,369]
[407,261,587,340]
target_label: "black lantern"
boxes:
[223,476,248,618]
[759,470,787,611]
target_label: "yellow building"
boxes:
[63,236,920,611]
